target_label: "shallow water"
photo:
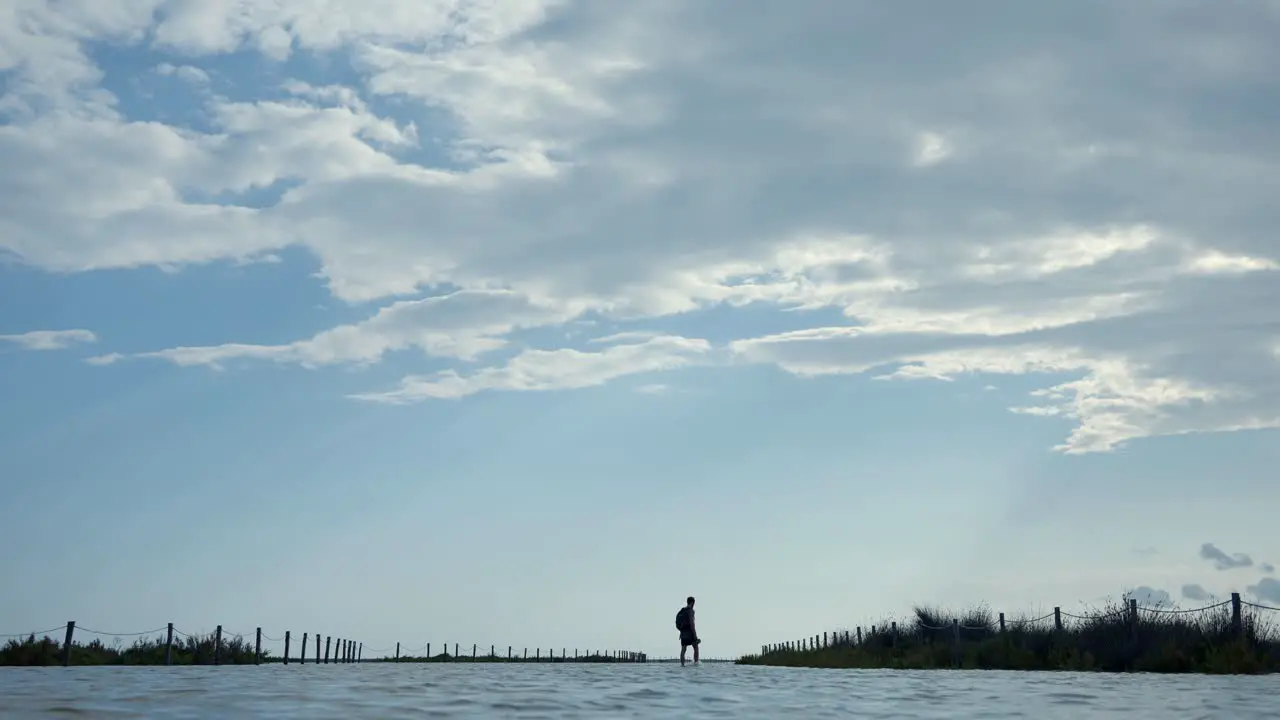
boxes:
[1,663,1277,718]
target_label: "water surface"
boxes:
[1,663,1276,718]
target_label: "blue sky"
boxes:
[2,1,1279,659]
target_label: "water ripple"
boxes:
[1,664,1278,718]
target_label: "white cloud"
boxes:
[0,329,98,351]
[3,1,1279,452]
[97,289,583,368]
[349,334,711,403]
[155,62,209,85]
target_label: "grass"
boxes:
[737,597,1280,674]
[1,632,269,666]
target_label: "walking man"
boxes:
[675,595,700,665]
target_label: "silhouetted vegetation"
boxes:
[1,632,269,666]
[739,598,1280,674]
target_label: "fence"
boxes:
[372,644,647,663]
[0,622,646,666]
[754,592,1280,659]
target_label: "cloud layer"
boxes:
[3,1,1279,452]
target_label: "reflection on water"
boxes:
[1,663,1277,718]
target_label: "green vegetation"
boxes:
[738,599,1280,674]
[1,632,269,666]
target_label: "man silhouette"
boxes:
[676,595,699,665]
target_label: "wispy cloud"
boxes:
[0,329,98,351]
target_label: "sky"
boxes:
[1,0,1279,660]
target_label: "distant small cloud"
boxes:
[85,353,124,366]
[155,62,210,85]
[1126,586,1172,607]
[1262,563,1275,575]
[1199,542,1253,571]
[1247,578,1280,604]
[590,331,662,345]
[0,329,98,351]
[635,383,670,394]
[1181,584,1212,602]
[1133,546,1160,559]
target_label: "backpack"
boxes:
[675,607,691,632]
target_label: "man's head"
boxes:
[686,596,695,607]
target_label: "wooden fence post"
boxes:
[524,647,528,659]
[857,627,862,645]
[1054,607,1062,632]
[426,643,430,658]
[1231,592,1242,637]
[165,623,174,666]
[301,633,308,663]
[453,643,458,658]
[214,626,222,665]
[536,647,541,661]
[998,613,1005,633]
[508,646,512,659]
[314,634,319,663]
[951,619,960,667]
[324,636,331,664]
[283,631,291,666]
[62,621,75,667]
[255,628,262,665]
[359,643,362,662]
[472,643,477,659]
[395,642,400,661]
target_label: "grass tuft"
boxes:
[739,595,1280,674]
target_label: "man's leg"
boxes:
[679,642,687,666]
[693,640,700,663]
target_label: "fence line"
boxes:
[0,622,647,666]
[0,621,370,667]
[753,592,1278,659]
[374,643,647,663]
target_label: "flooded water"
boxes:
[0,663,1277,718]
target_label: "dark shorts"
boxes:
[680,631,700,647]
